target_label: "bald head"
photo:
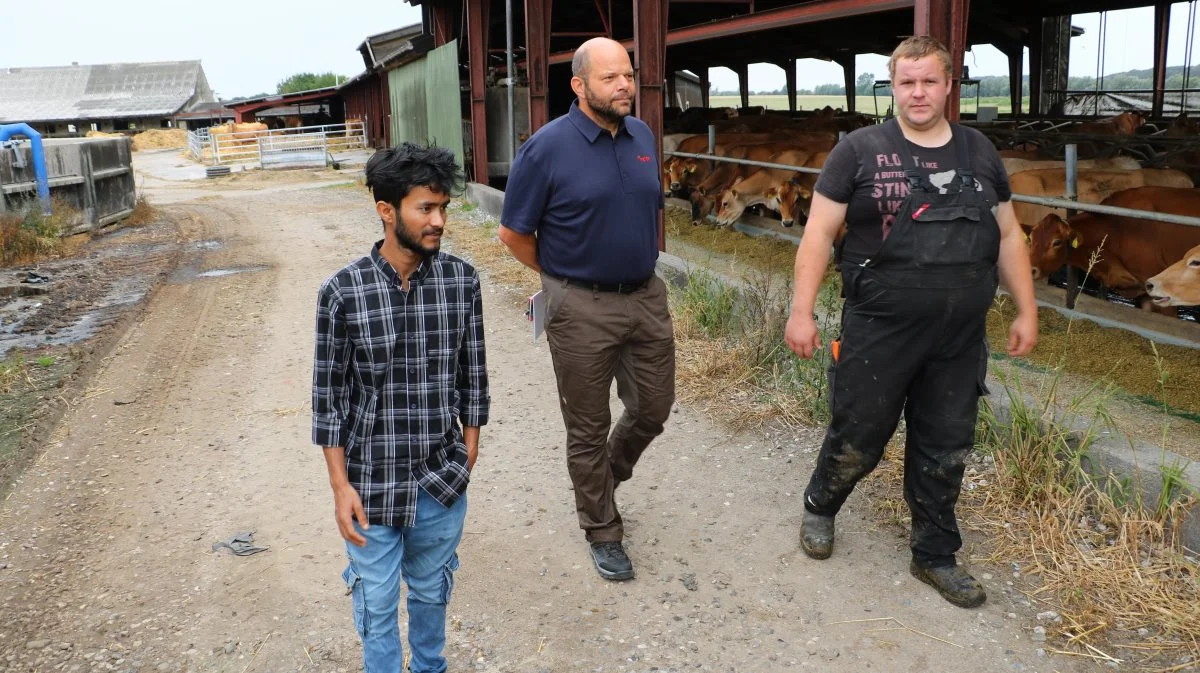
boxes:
[571,37,629,78]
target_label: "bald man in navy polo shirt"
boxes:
[498,37,674,582]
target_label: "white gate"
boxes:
[187,121,367,168]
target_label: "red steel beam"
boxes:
[467,0,490,183]
[1152,2,1170,119]
[526,0,552,133]
[635,0,669,252]
[914,0,967,121]
[548,0,914,65]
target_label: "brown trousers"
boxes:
[542,274,676,543]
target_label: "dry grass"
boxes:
[0,198,77,267]
[123,195,158,227]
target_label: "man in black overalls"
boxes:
[784,36,1038,608]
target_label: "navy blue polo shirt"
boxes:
[501,100,662,285]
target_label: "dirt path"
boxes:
[0,173,1091,673]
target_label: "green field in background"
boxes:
[707,94,1031,115]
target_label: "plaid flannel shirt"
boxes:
[312,242,490,527]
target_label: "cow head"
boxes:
[774,179,813,228]
[715,180,749,226]
[1146,245,1200,307]
[668,158,698,193]
[690,187,717,225]
[1115,111,1147,135]
[1028,213,1081,280]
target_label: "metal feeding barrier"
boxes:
[663,124,1200,338]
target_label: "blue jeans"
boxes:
[342,488,467,673]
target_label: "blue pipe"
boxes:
[0,123,51,215]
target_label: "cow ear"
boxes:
[800,186,813,199]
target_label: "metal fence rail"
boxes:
[665,145,1200,228]
[186,121,367,167]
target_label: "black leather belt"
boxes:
[561,276,651,294]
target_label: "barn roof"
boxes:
[0,60,208,124]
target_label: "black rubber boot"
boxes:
[800,511,835,560]
[909,561,986,608]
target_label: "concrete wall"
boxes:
[0,136,137,234]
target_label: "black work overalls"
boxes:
[804,119,1001,569]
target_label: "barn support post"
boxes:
[913,0,968,121]
[1153,2,1171,119]
[735,63,750,110]
[836,55,856,112]
[634,0,668,251]
[526,0,552,133]
[784,58,797,113]
[699,68,710,107]
[467,0,491,183]
[1004,44,1023,116]
[1038,15,1071,115]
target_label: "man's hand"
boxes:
[785,311,822,359]
[1007,311,1038,357]
[332,482,368,547]
[464,426,480,473]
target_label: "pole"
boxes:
[506,0,516,161]
[1064,143,1080,309]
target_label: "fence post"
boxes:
[213,132,222,164]
[1064,143,1081,309]
[257,135,264,169]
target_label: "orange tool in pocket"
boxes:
[831,339,841,362]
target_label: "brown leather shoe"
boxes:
[800,511,835,560]
[910,561,987,608]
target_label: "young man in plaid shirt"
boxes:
[313,143,489,673]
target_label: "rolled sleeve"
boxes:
[456,273,490,427]
[312,280,351,447]
[500,148,551,235]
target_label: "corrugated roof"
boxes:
[0,60,207,123]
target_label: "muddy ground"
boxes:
[0,164,1109,673]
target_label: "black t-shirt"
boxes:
[814,123,1011,264]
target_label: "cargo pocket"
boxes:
[342,564,368,637]
[439,553,461,603]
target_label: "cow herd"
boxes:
[662,107,1200,313]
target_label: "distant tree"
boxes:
[276,72,345,94]
[855,72,876,95]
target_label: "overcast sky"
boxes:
[1,2,1195,99]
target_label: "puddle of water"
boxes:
[194,240,222,250]
[196,265,269,278]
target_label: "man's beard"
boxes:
[584,82,631,125]
[394,216,440,258]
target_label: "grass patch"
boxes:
[0,198,77,267]
[123,194,158,227]
[0,349,78,498]
[670,264,841,428]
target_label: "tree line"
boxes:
[710,64,1200,98]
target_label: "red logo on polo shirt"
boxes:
[637,155,651,162]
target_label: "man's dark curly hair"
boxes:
[364,142,465,208]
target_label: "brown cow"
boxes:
[1010,167,1194,229]
[1027,187,1200,305]
[1073,111,1146,135]
[715,149,828,227]
[1146,244,1200,307]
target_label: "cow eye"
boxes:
[1190,259,1200,268]
[1051,239,1062,247]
